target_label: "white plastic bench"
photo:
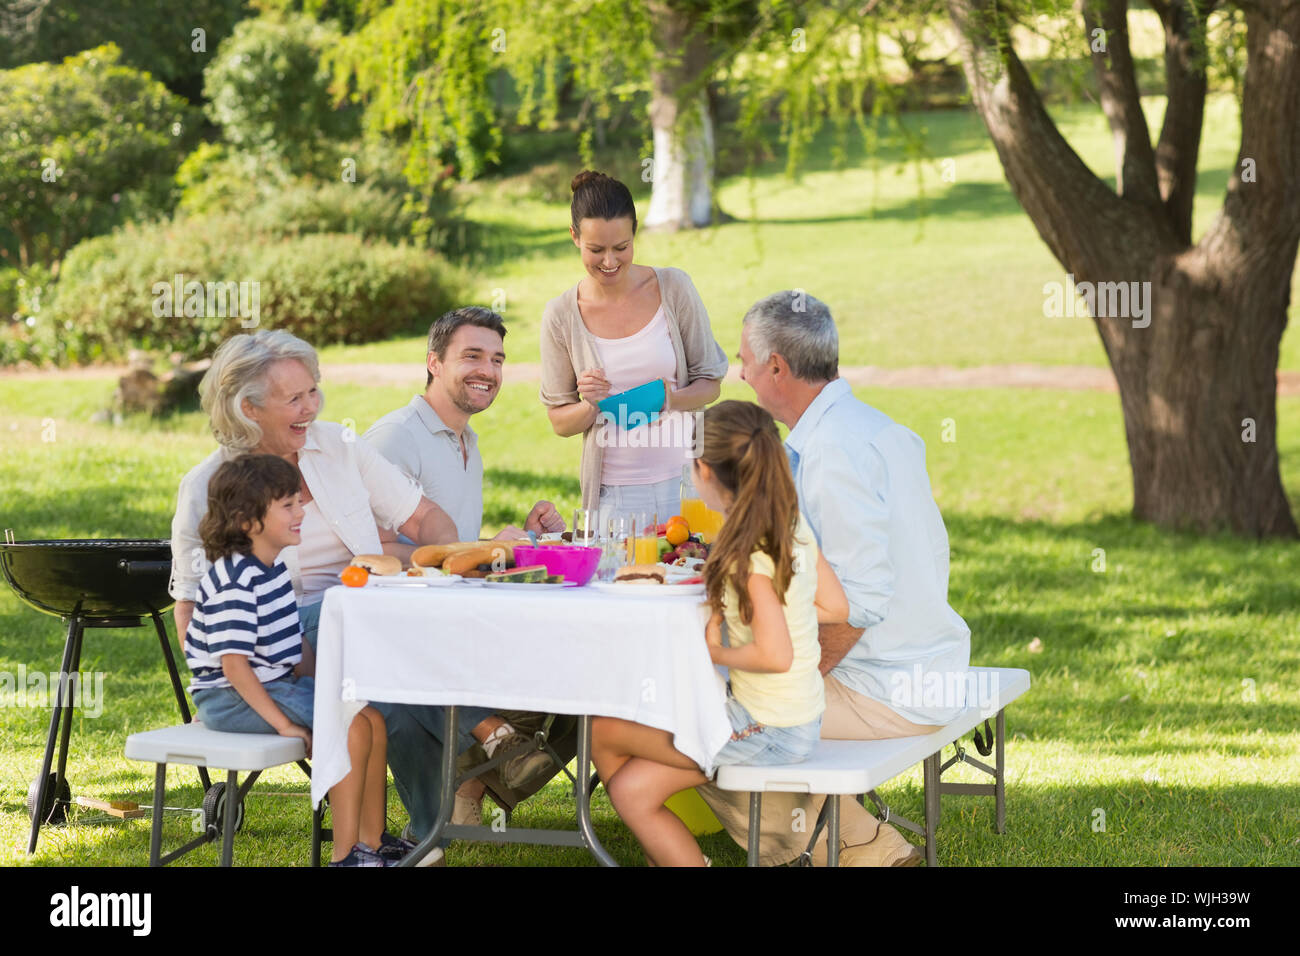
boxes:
[125,722,327,866]
[715,666,1031,866]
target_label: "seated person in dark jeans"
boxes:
[366,306,566,852]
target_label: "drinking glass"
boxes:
[572,508,599,547]
[627,511,660,566]
[599,514,632,581]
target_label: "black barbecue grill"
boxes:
[0,537,209,853]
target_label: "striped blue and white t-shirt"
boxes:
[185,553,302,693]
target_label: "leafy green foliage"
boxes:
[0,0,249,102]
[203,12,359,174]
[0,44,198,270]
[22,216,462,365]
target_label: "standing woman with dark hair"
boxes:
[540,170,729,520]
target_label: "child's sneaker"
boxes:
[376,831,417,864]
[329,843,387,867]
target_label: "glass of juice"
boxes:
[627,511,661,565]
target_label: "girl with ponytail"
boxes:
[590,400,849,866]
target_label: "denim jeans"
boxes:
[193,675,316,733]
[711,694,823,767]
[597,475,683,529]
[301,593,494,840]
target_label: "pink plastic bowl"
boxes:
[511,545,602,586]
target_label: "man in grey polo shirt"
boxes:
[366,306,563,542]
[364,306,565,855]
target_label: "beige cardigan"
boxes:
[540,266,730,510]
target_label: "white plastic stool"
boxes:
[125,723,325,866]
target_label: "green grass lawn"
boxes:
[1,376,1297,865]
[318,94,1300,374]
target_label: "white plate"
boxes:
[367,573,462,587]
[480,580,574,591]
[588,581,706,597]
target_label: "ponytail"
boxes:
[699,401,800,624]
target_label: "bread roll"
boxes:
[350,553,402,576]
[614,563,665,584]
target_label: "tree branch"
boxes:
[1082,0,1162,206]
[1153,0,1215,244]
[945,0,1167,277]
[1199,0,1300,271]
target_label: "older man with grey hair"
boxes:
[695,290,972,866]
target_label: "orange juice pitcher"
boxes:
[681,464,724,544]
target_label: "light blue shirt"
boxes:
[786,378,971,725]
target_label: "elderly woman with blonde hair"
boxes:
[169,329,458,651]
[169,329,546,864]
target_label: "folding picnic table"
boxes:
[311,580,730,866]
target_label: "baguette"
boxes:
[411,541,482,568]
[443,544,514,575]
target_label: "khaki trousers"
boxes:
[697,673,941,866]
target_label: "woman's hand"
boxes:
[577,368,612,404]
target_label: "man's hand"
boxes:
[818,622,865,676]
[524,500,565,534]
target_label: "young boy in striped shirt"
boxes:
[186,454,403,866]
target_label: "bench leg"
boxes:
[149,763,166,867]
[220,770,238,867]
[923,752,940,867]
[995,708,1006,834]
[747,792,762,867]
[826,796,841,867]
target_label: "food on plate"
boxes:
[485,564,553,584]
[665,521,690,547]
[663,539,708,566]
[349,553,402,576]
[340,565,370,587]
[443,544,514,575]
[614,564,666,585]
[412,540,526,568]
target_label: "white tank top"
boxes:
[592,306,692,486]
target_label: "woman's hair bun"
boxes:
[569,169,637,234]
[571,169,604,192]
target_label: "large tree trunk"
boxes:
[644,2,716,229]
[947,0,1299,537]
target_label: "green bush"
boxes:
[0,267,18,320]
[0,265,59,366]
[42,218,462,364]
[244,180,419,245]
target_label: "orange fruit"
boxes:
[340,565,369,588]
[665,522,690,547]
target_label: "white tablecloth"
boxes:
[311,583,730,805]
